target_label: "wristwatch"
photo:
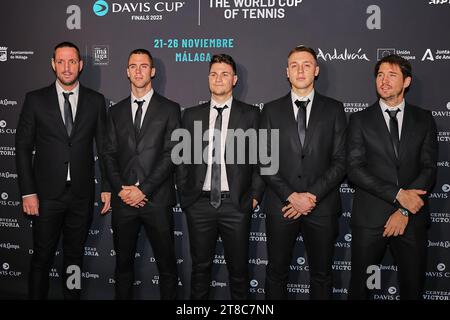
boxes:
[399,208,409,217]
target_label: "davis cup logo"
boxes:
[250,279,258,287]
[0,120,6,128]
[2,263,9,270]
[93,0,109,16]
[437,263,446,272]
[297,257,306,265]
[442,184,450,193]
[388,286,397,295]
[344,233,352,242]
[1,192,8,200]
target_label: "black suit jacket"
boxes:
[177,99,265,213]
[104,92,181,207]
[259,92,347,216]
[347,102,438,228]
[15,83,110,199]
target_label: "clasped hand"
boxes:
[119,185,148,208]
[282,192,317,219]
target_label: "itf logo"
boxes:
[93,0,109,16]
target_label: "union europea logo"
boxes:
[93,0,109,16]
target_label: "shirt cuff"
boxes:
[22,193,37,199]
[394,188,402,203]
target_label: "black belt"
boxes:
[201,191,231,199]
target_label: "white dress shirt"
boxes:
[202,96,232,192]
[291,89,315,127]
[130,89,154,127]
[130,89,154,185]
[56,81,79,182]
[379,98,405,138]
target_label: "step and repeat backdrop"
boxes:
[0,0,449,300]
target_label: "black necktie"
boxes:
[385,108,401,158]
[134,99,145,138]
[63,92,74,136]
[210,105,228,208]
[294,99,310,147]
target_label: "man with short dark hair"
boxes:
[103,48,180,299]
[347,54,438,299]
[16,41,111,299]
[260,45,347,299]
[177,54,264,299]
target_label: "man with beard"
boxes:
[347,54,438,299]
[16,41,111,299]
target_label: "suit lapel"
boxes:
[122,96,137,150]
[226,100,241,132]
[48,84,70,139]
[398,103,414,159]
[70,84,86,138]
[137,92,158,142]
[372,103,398,163]
[224,100,243,184]
[303,93,323,151]
[281,94,303,155]
[199,103,211,177]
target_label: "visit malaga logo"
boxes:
[93,0,109,16]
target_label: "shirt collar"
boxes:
[379,98,405,112]
[131,88,154,105]
[55,80,79,96]
[291,89,315,106]
[210,96,233,110]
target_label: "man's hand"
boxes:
[120,185,148,207]
[100,192,111,215]
[383,210,408,237]
[282,203,303,219]
[396,189,426,214]
[252,199,258,210]
[287,192,316,215]
[23,195,39,216]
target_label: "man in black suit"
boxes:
[260,45,347,299]
[15,41,111,299]
[347,54,438,300]
[103,49,180,299]
[176,54,264,299]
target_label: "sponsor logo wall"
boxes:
[0,0,449,299]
